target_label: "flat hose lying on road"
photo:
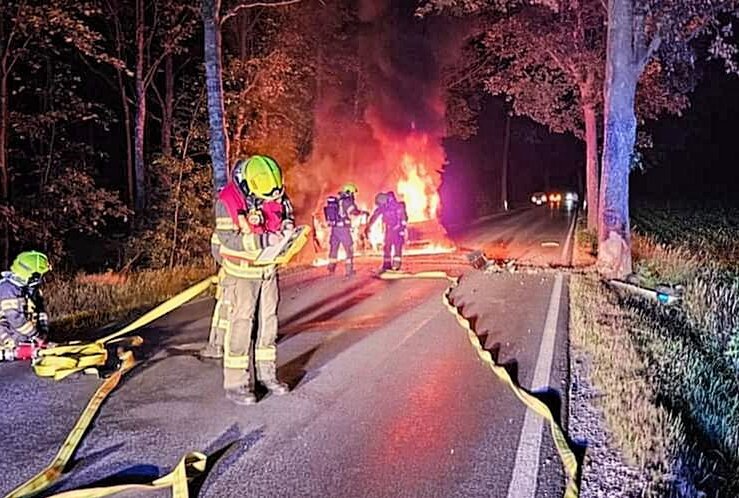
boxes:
[379,270,580,498]
[5,275,218,498]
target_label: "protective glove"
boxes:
[247,209,263,227]
[266,232,284,247]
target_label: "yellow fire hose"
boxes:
[380,270,580,498]
[5,275,218,498]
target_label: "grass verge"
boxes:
[572,226,739,495]
[45,264,216,341]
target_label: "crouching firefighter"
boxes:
[1,251,51,362]
[367,192,408,272]
[210,155,293,405]
[324,183,368,277]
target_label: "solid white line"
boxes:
[506,273,564,498]
[560,211,577,265]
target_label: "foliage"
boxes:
[424,0,690,139]
[127,156,213,269]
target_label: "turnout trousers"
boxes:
[221,272,280,390]
[328,226,355,275]
[382,229,404,271]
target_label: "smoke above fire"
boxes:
[289,0,457,227]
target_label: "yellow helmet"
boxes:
[11,251,51,285]
[341,183,358,194]
[238,155,284,200]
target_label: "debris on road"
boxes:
[466,250,517,273]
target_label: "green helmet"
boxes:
[241,155,284,200]
[341,183,358,194]
[11,251,51,285]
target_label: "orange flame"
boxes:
[396,153,440,223]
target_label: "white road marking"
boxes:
[560,211,577,265]
[506,272,564,498]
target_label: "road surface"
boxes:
[0,205,577,498]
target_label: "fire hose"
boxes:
[5,275,217,498]
[7,267,580,497]
[379,270,580,498]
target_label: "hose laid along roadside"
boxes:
[379,270,580,498]
[5,275,218,498]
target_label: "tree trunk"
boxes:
[583,102,599,230]
[598,0,637,278]
[162,52,174,157]
[0,72,9,267]
[117,69,135,209]
[501,112,511,211]
[202,0,230,194]
[134,0,146,211]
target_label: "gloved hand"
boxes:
[247,209,263,227]
[266,232,284,247]
[281,220,295,231]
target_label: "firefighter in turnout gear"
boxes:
[210,155,293,405]
[324,183,368,277]
[367,192,408,272]
[0,251,51,361]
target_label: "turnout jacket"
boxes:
[0,272,47,345]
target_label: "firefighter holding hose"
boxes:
[323,183,368,277]
[366,191,408,272]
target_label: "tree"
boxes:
[598,0,738,277]
[200,0,301,196]
[0,0,123,266]
[97,0,196,210]
[430,0,687,231]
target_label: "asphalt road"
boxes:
[0,204,577,498]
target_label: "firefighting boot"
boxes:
[225,386,257,406]
[345,261,355,278]
[198,343,223,360]
[257,361,289,396]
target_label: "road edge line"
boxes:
[506,272,565,498]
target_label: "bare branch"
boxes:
[636,34,661,75]
[221,0,302,26]
[144,50,169,89]
[150,78,165,108]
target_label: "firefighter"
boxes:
[200,161,296,362]
[1,251,51,360]
[366,192,408,272]
[210,155,292,405]
[324,183,368,277]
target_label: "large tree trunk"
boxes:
[202,0,230,194]
[134,0,146,211]
[0,72,9,267]
[162,53,174,157]
[583,102,599,230]
[501,112,511,211]
[598,0,638,278]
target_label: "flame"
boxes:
[396,153,440,223]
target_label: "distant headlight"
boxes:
[531,195,537,203]
[565,193,574,201]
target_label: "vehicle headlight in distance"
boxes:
[565,192,574,201]
[531,195,537,203]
